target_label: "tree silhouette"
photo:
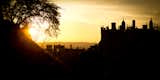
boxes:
[0,0,11,22]
[0,0,60,37]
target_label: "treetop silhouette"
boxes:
[0,0,60,37]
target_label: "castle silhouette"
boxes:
[77,19,160,79]
[97,19,160,79]
[100,19,160,51]
[103,18,157,30]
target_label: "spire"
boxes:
[149,18,154,30]
[120,19,125,31]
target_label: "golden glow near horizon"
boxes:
[30,0,160,43]
[50,0,160,43]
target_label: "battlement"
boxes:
[100,19,160,49]
[101,19,158,31]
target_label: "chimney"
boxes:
[132,20,136,29]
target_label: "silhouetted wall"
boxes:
[99,26,160,79]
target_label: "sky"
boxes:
[48,0,160,43]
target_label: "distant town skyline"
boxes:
[48,0,160,43]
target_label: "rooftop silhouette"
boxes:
[102,19,159,31]
[83,19,160,79]
[75,18,160,79]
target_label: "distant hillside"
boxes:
[38,42,96,49]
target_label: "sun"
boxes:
[29,27,37,37]
[20,16,56,43]
[27,16,51,42]
[28,27,41,42]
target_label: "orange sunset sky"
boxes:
[45,0,160,43]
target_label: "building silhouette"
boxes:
[45,44,85,57]
[97,19,160,79]
[53,44,65,53]
[120,20,126,31]
[111,22,116,30]
[132,19,136,29]
[60,18,160,79]
[46,45,53,52]
[149,18,154,30]
[142,24,147,30]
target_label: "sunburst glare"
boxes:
[25,16,53,42]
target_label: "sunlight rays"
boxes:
[23,16,52,42]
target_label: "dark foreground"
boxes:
[0,22,160,80]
